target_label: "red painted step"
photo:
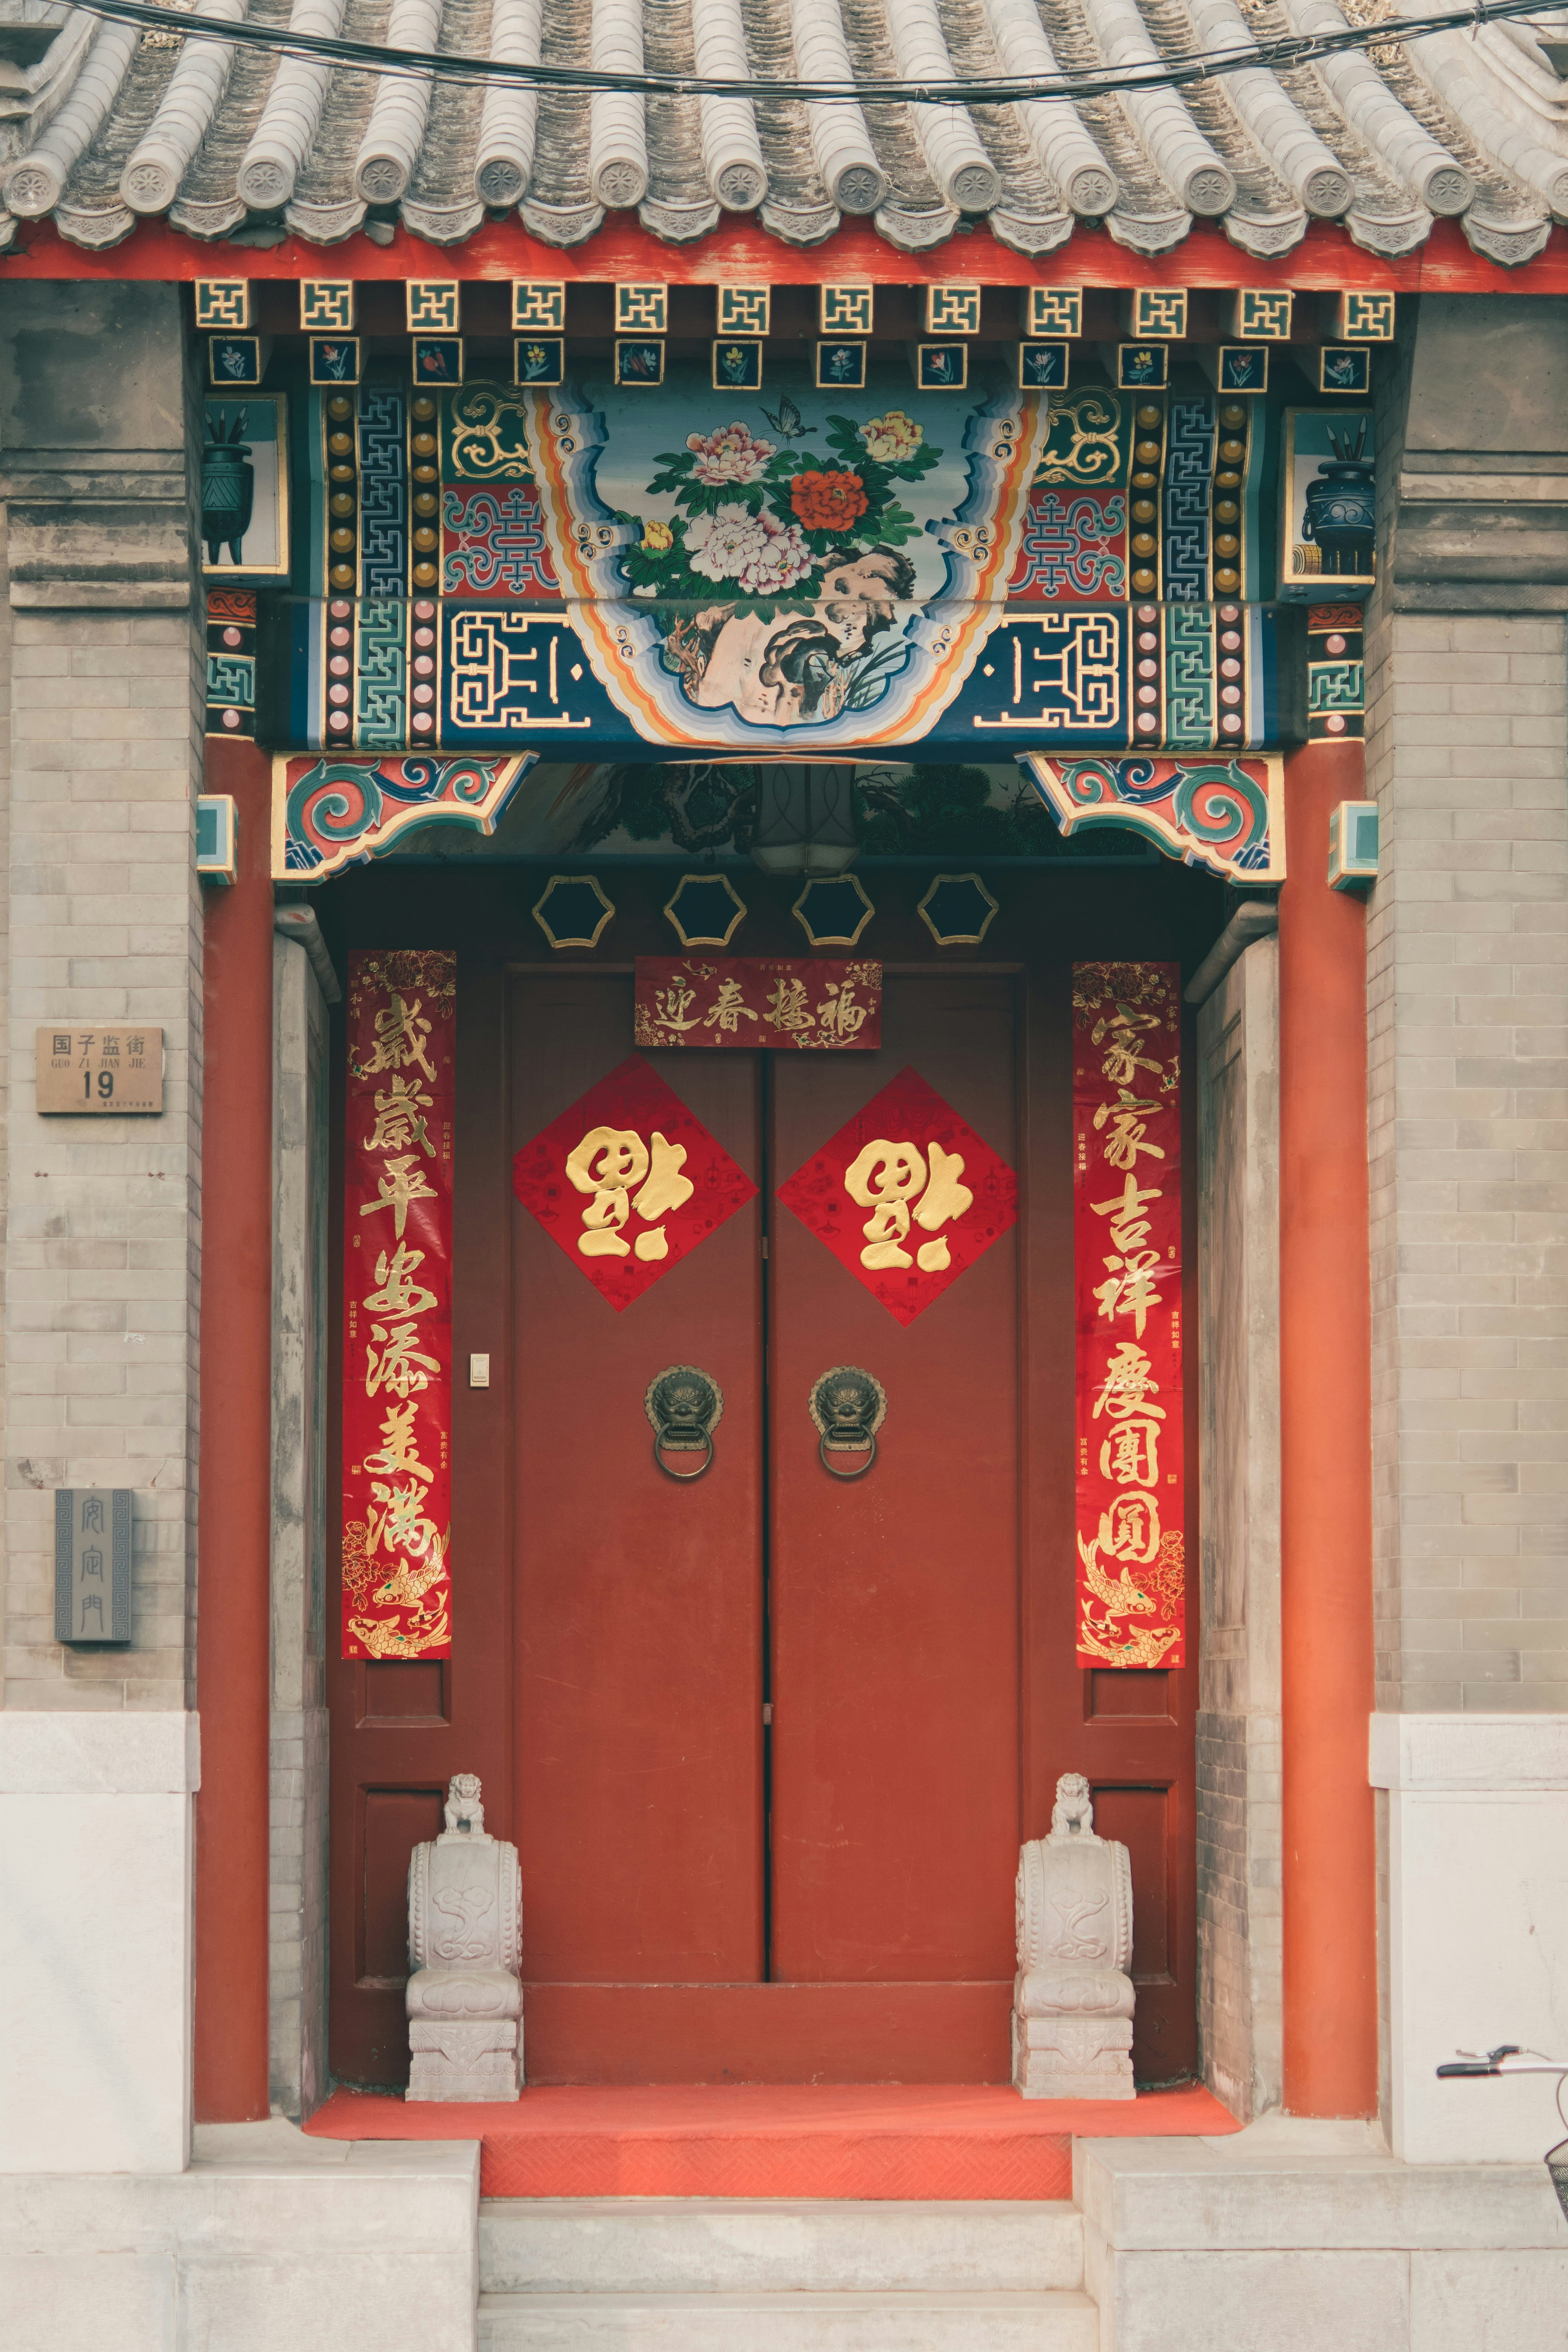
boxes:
[305,2080,1239,2200]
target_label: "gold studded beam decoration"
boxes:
[341,948,456,1661]
[1073,959,1185,1670]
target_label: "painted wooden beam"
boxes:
[9,212,1568,294]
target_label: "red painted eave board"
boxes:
[305,2079,1241,2199]
[7,211,1568,290]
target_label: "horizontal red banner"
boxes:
[634,959,881,1050]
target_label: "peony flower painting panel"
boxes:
[518,360,1054,754]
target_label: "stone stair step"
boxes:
[477,2286,1100,2351]
[479,2196,1083,2295]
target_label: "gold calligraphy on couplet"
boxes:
[341,949,456,1660]
[1072,963,1185,1669]
[633,959,882,1051]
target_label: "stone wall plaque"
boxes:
[36,1027,164,1114]
[55,1489,132,1644]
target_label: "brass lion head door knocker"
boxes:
[808,1365,887,1480]
[645,1365,723,1481]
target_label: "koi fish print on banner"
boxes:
[342,949,455,1660]
[1073,963,1186,1669]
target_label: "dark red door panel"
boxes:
[769,977,1022,1985]
[510,976,766,1984]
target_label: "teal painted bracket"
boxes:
[197,794,238,885]
[1328,798,1379,890]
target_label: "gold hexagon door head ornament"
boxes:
[663,872,747,948]
[792,873,874,948]
[917,873,1000,947]
[532,874,616,949]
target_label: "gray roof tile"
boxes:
[0,0,1562,259]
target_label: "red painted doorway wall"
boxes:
[326,877,1200,2090]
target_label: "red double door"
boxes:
[329,963,1196,2087]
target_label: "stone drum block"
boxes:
[406,1774,523,2101]
[1013,1773,1135,2100]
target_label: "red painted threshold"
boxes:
[305,2081,1240,2199]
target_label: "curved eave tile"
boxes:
[6,0,1568,266]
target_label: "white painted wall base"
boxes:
[0,1713,198,2174]
[1370,1712,1568,2164]
[1078,2116,1568,2352]
[2,2119,478,2352]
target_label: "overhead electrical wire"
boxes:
[61,0,1553,107]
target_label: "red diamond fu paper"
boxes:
[512,1053,757,1313]
[776,1064,1017,1327]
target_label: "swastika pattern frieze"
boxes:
[925,284,981,336]
[615,283,669,334]
[302,280,354,331]
[195,279,250,329]
[717,286,770,337]
[1162,397,1215,603]
[407,281,461,332]
[511,281,567,332]
[819,284,874,336]
[358,387,409,598]
[356,600,409,746]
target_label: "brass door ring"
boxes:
[655,1429,715,1481]
[818,1429,876,1480]
[645,1365,723,1483]
[808,1366,887,1481]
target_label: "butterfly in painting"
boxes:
[761,393,806,441]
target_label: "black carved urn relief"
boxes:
[202,406,254,565]
[1302,417,1375,578]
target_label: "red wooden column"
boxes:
[193,737,275,2122]
[1277,739,1379,2117]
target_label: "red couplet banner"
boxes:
[1072,962,1185,1670]
[341,949,456,1661]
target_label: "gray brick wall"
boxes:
[1366,297,1568,1713]
[1196,939,1283,2118]
[0,286,204,1709]
[1365,599,1568,1707]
